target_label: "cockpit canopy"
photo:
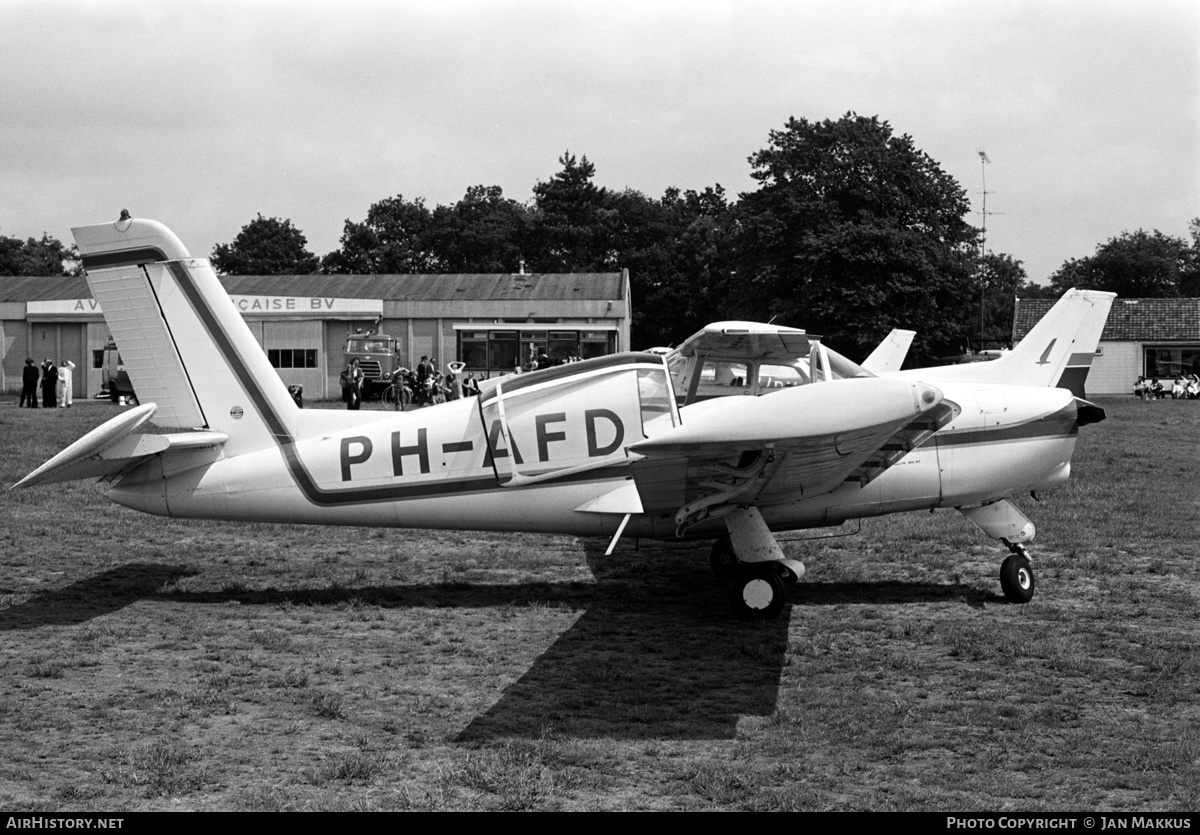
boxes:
[663,321,873,405]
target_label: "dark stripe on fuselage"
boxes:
[934,405,1078,449]
[165,261,629,506]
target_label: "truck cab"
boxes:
[344,333,403,398]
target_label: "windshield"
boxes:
[667,341,874,403]
[348,338,392,353]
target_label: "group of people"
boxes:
[397,356,482,407]
[339,355,484,411]
[19,358,76,409]
[1133,375,1200,400]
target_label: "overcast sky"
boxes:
[1,0,1196,285]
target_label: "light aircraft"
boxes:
[13,218,1115,620]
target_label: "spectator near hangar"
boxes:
[0,269,631,401]
[1013,297,1200,396]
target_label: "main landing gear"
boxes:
[712,509,804,621]
[959,499,1038,604]
[999,544,1035,604]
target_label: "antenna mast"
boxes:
[978,151,994,256]
[977,151,992,346]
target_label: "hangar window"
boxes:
[579,331,614,360]
[268,348,318,369]
[488,331,519,371]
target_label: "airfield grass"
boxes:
[0,395,1197,811]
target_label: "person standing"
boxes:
[20,359,39,408]
[415,355,432,406]
[57,360,75,408]
[341,358,363,410]
[41,360,57,408]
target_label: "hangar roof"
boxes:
[0,271,626,303]
[1014,297,1200,343]
[220,272,625,301]
[0,276,90,302]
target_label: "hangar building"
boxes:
[0,270,631,401]
[1013,296,1200,396]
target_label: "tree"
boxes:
[1049,228,1198,298]
[528,152,615,271]
[210,215,319,275]
[611,185,736,347]
[323,195,439,274]
[735,114,980,362]
[428,185,532,273]
[0,233,77,276]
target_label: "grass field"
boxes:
[0,395,1197,811]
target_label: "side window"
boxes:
[695,361,749,398]
[756,363,805,390]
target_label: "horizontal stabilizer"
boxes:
[11,403,228,490]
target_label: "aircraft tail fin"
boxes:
[993,289,1115,396]
[901,289,1115,396]
[862,328,915,374]
[72,218,299,454]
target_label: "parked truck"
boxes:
[343,332,405,399]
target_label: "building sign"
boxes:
[28,299,104,316]
[230,296,382,316]
[29,297,383,318]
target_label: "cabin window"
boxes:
[757,363,805,389]
[695,361,749,398]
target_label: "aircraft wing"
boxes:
[11,403,227,490]
[627,377,948,529]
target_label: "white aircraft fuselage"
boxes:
[106,379,1078,541]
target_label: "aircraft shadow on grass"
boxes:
[455,539,990,741]
[0,563,197,630]
[0,543,990,740]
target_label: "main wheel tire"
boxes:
[728,563,786,621]
[710,536,738,579]
[1000,553,1035,603]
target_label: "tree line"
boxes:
[8,113,1198,362]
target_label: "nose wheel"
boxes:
[999,547,1035,603]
